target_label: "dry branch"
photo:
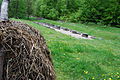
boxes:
[0,21,55,80]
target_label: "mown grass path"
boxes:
[12,19,120,80]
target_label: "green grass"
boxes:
[12,18,120,80]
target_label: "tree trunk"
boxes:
[0,0,9,79]
[0,0,9,21]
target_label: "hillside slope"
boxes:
[12,19,120,80]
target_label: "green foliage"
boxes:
[101,0,120,27]
[7,0,34,19]
[0,0,119,27]
[47,9,59,20]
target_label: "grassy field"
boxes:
[12,19,120,80]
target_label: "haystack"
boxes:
[0,21,55,80]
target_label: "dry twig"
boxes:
[0,21,55,80]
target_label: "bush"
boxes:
[47,9,59,20]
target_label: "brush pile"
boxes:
[0,21,55,80]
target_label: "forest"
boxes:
[0,0,120,27]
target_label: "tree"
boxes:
[0,0,119,27]
[9,0,27,18]
[26,0,33,18]
[0,0,9,80]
